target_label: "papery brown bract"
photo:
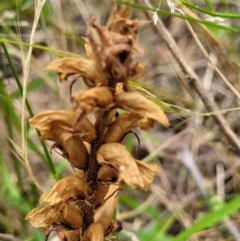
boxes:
[40,175,92,205]
[37,128,89,170]
[94,185,119,233]
[82,223,104,241]
[94,184,110,208]
[60,132,89,169]
[97,143,160,191]
[45,57,109,87]
[115,92,170,127]
[60,203,83,230]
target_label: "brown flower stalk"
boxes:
[25,4,169,241]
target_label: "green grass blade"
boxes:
[116,1,240,34]
[204,0,215,12]
[172,196,240,241]
[1,41,58,179]
[180,0,240,19]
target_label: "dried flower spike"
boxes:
[26,4,169,241]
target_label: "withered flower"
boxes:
[97,143,160,191]
[26,4,169,241]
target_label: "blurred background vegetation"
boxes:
[1,0,240,240]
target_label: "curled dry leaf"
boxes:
[104,112,154,143]
[82,223,104,241]
[29,110,97,142]
[45,57,109,86]
[115,92,170,127]
[72,87,114,114]
[97,143,160,191]
[94,185,119,233]
[40,175,92,205]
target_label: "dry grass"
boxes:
[1,0,240,240]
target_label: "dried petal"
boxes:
[25,204,64,228]
[115,92,169,127]
[29,110,97,142]
[94,185,119,233]
[72,87,113,114]
[40,175,92,205]
[45,57,109,86]
[82,223,104,241]
[104,112,154,143]
[97,143,160,190]
[136,160,160,188]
